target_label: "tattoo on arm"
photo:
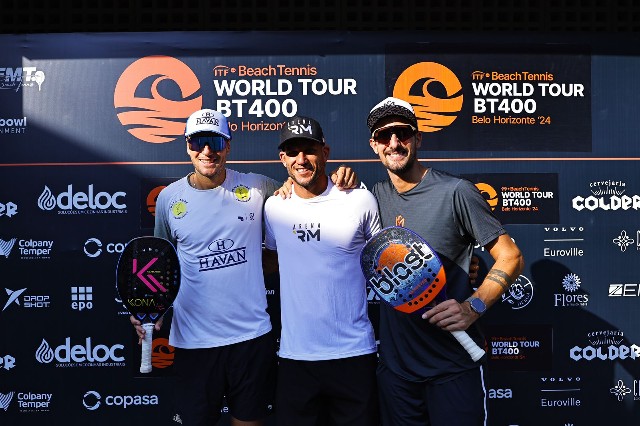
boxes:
[485,269,513,292]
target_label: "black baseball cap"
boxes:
[278,116,325,149]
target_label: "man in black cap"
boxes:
[264,115,382,426]
[366,97,524,426]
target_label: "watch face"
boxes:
[470,298,486,314]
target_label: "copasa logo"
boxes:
[393,62,463,132]
[114,56,202,143]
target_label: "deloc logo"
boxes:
[199,238,247,272]
[83,238,126,258]
[569,330,640,361]
[0,354,15,371]
[573,180,640,211]
[114,55,202,143]
[613,229,640,252]
[71,286,93,311]
[393,62,463,133]
[0,66,46,91]
[501,275,534,309]
[540,376,582,408]
[0,201,18,217]
[34,337,125,368]
[610,379,640,402]
[37,184,127,215]
[0,391,14,411]
[0,116,27,134]
[82,390,159,410]
[293,223,321,243]
[2,287,50,312]
[543,225,585,258]
[554,273,589,308]
[609,283,640,297]
[152,338,175,369]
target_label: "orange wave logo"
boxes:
[393,62,463,133]
[114,56,202,143]
[152,337,175,368]
[475,183,499,211]
[146,185,166,216]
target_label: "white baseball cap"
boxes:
[185,109,232,140]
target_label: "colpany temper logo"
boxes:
[393,62,463,133]
[114,56,202,143]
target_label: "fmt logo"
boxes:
[114,55,202,143]
[393,62,463,133]
[0,201,17,217]
[0,66,45,91]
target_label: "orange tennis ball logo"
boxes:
[393,62,463,132]
[114,55,202,143]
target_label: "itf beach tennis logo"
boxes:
[114,55,202,143]
[393,62,463,133]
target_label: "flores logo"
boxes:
[35,337,125,367]
[82,390,159,410]
[37,185,126,214]
[393,62,462,133]
[554,273,589,307]
[114,56,202,143]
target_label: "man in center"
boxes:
[264,116,381,426]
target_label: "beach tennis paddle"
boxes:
[116,236,180,373]
[360,226,485,362]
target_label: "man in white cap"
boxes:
[131,109,357,426]
[366,97,524,426]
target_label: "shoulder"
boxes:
[158,177,187,199]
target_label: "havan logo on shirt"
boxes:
[198,238,247,271]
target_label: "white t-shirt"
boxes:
[264,181,381,360]
[155,169,279,349]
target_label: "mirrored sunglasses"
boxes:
[373,125,417,143]
[187,134,227,152]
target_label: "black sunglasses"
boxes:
[187,134,228,152]
[373,125,416,143]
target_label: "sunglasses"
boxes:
[373,125,417,143]
[187,134,228,152]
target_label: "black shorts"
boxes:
[276,353,379,426]
[171,331,277,425]
[377,362,487,426]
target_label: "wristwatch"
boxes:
[465,296,487,316]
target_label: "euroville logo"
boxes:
[393,62,463,133]
[114,55,202,143]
